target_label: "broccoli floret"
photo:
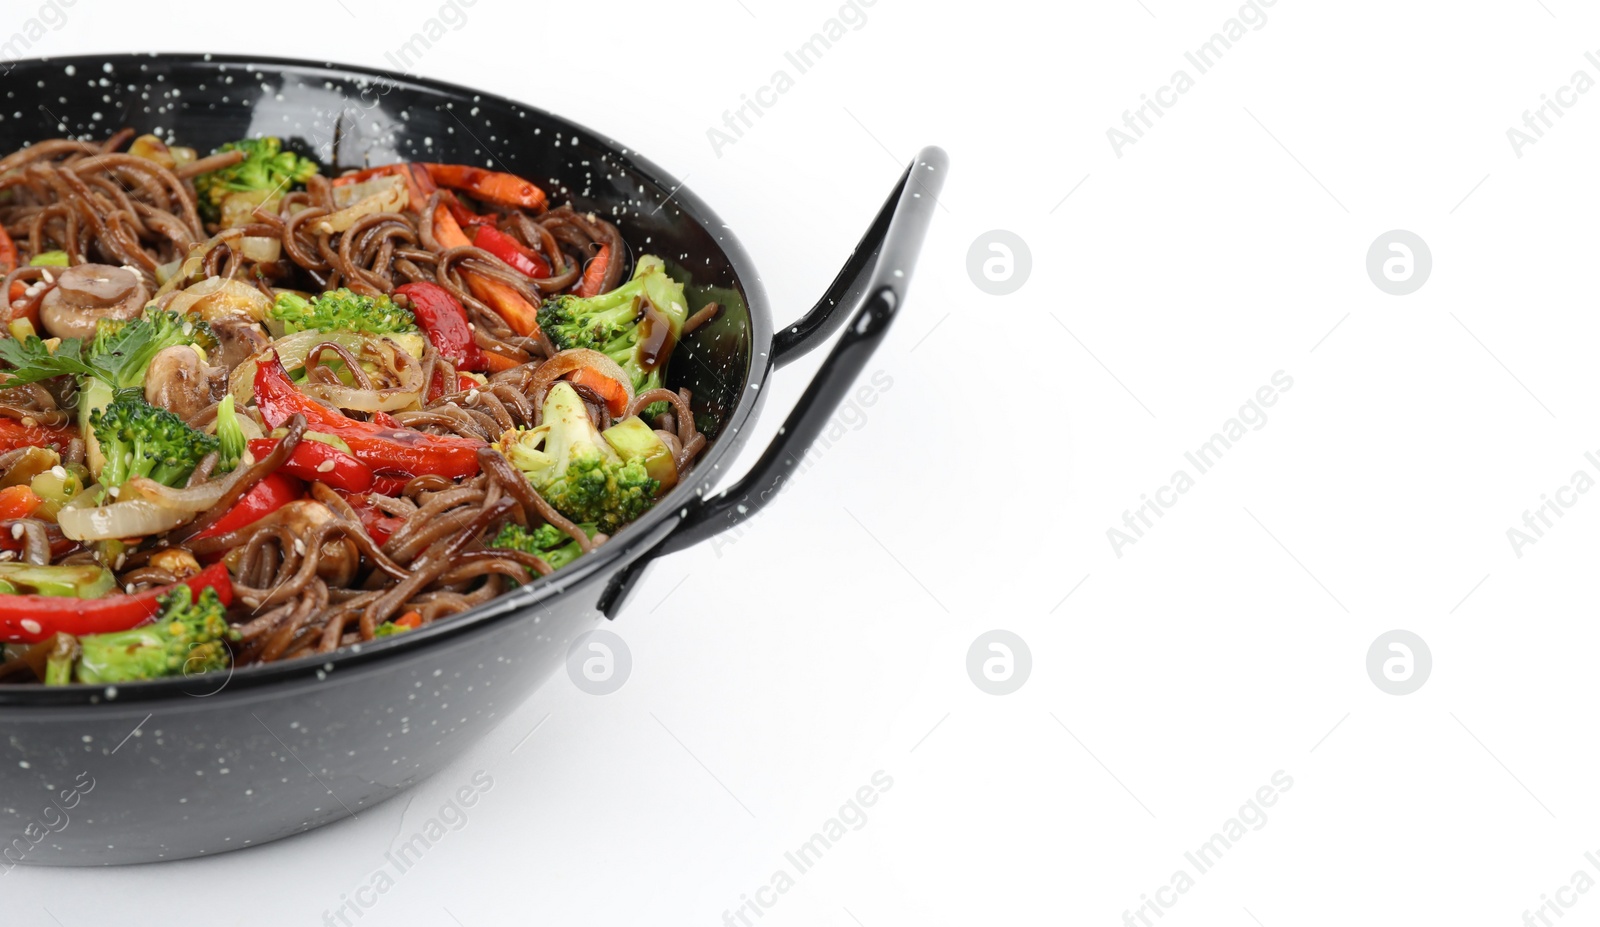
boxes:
[270,289,418,337]
[192,137,320,223]
[65,586,237,685]
[494,381,658,534]
[91,396,218,490]
[491,521,595,574]
[0,306,206,389]
[88,309,215,389]
[214,394,247,473]
[536,255,689,402]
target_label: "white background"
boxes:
[7,1,1600,925]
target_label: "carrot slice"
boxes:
[575,244,610,298]
[569,366,630,418]
[482,351,522,373]
[431,204,542,336]
[423,163,547,211]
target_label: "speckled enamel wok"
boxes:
[0,53,944,865]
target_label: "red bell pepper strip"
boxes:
[0,562,234,644]
[395,281,487,371]
[255,353,484,479]
[575,243,610,298]
[0,224,17,275]
[331,164,405,186]
[247,439,373,493]
[0,419,75,454]
[440,190,490,229]
[0,485,43,520]
[426,369,483,403]
[195,472,304,540]
[368,475,412,497]
[432,204,543,337]
[422,163,547,212]
[471,224,551,279]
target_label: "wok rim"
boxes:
[0,51,775,707]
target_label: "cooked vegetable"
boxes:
[395,281,486,370]
[491,521,594,573]
[471,224,552,279]
[194,471,302,540]
[90,397,218,491]
[58,585,238,684]
[601,417,677,491]
[421,163,547,211]
[0,129,711,686]
[28,251,69,267]
[495,382,658,533]
[214,394,247,473]
[431,204,543,335]
[254,352,484,479]
[37,263,150,341]
[0,562,115,598]
[269,288,417,337]
[246,437,372,492]
[537,255,688,401]
[191,137,319,223]
[0,562,233,644]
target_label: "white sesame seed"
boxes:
[315,460,335,473]
[19,619,40,635]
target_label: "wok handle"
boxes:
[598,145,946,617]
[662,145,944,554]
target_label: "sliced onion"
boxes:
[526,348,634,414]
[301,337,425,413]
[166,276,273,323]
[316,175,407,234]
[232,236,282,264]
[122,476,233,513]
[58,499,188,542]
[58,471,237,542]
[155,230,246,298]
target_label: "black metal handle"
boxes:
[597,146,946,616]
[664,144,945,549]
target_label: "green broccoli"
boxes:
[214,394,247,473]
[0,309,215,473]
[0,305,209,390]
[491,521,596,574]
[192,137,320,223]
[270,289,418,337]
[494,381,659,534]
[91,396,218,491]
[536,255,689,403]
[52,585,237,685]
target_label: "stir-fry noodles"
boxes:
[0,131,715,685]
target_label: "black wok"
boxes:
[0,52,944,866]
